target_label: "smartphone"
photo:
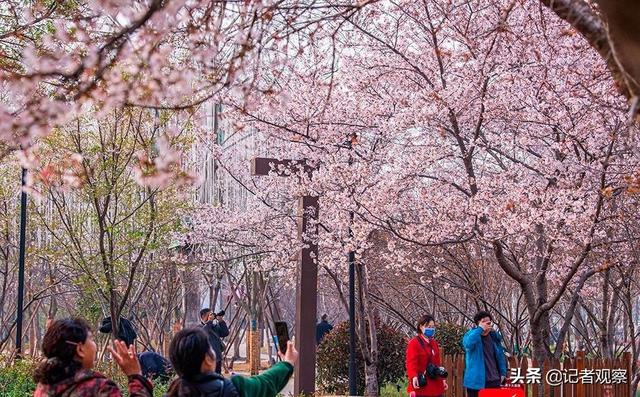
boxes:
[274,321,290,354]
[272,335,280,358]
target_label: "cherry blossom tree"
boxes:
[539,0,640,116]
[206,2,639,393]
[0,0,373,168]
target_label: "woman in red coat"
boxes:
[406,314,448,397]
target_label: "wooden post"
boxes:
[576,351,585,397]
[251,157,319,396]
[623,351,632,397]
[293,195,319,395]
[550,359,560,397]
[521,356,529,397]
[248,319,261,375]
[562,357,571,397]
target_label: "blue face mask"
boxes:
[423,328,436,338]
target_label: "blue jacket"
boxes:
[462,327,507,390]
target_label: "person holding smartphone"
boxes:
[462,311,508,397]
[166,328,297,397]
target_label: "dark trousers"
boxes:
[466,380,501,397]
[215,360,222,374]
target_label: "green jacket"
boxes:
[231,362,294,397]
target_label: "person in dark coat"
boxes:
[199,308,230,374]
[99,316,137,347]
[138,350,172,382]
[315,314,333,345]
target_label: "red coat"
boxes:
[33,370,152,397]
[406,335,445,396]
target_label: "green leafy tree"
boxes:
[31,108,190,336]
[317,321,407,395]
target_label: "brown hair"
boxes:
[416,314,435,334]
[34,318,91,384]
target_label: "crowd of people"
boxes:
[32,307,296,397]
[31,307,506,397]
[406,310,508,397]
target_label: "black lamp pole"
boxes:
[348,225,357,395]
[15,167,28,355]
[347,136,357,396]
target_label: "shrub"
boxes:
[95,360,172,396]
[0,357,170,397]
[0,358,37,396]
[435,322,466,355]
[316,320,407,395]
[380,378,408,397]
[152,379,171,397]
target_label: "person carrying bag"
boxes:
[406,314,448,397]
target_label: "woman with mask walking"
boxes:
[406,314,448,397]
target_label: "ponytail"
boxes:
[34,357,83,385]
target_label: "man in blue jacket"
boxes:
[315,314,333,345]
[463,311,507,397]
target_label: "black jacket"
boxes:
[138,351,172,381]
[99,317,137,346]
[201,320,230,362]
[167,373,239,397]
[316,320,333,344]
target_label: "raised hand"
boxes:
[278,340,299,366]
[108,340,142,377]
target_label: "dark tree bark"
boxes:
[540,0,640,114]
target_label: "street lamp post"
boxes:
[348,233,356,395]
[15,167,28,356]
[347,137,357,396]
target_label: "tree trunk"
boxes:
[183,265,201,328]
[209,281,215,312]
[356,262,379,397]
[213,280,221,312]
[622,276,639,396]
[530,317,550,363]
[364,361,379,397]
[109,290,120,341]
[233,323,242,360]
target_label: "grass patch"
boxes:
[380,379,407,397]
